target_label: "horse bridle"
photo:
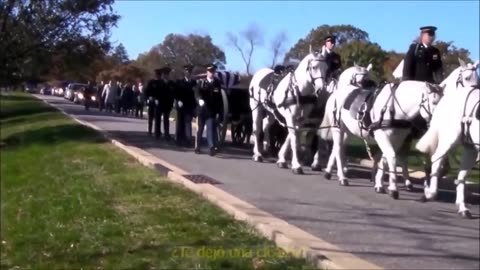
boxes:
[305,56,328,95]
[420,85,444,123]
[456,66,478,88]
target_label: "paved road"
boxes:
[39,95,480,270]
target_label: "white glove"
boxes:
[178,101,183,108]
[155,99,159,105]
[198,99,205,107]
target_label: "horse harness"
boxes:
[342,81,443,137]
[460,85,480,146]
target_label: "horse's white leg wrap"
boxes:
[456,146,476,213]
[399,154,412,188]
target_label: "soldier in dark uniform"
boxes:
[402,26,446,181]
[157,66,175,141]
[323,35,342,82]
[403,26,443,83]
[194,64,223,156]
[144,68,163,136]
[175,64,197,147]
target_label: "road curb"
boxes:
[35,95,384,269]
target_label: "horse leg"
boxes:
[262,114,275,156]
[334,126,348,185]
[340,133,349,176]
[424,135,459,201]
[456,145,476,219]
[310,134,324,171]
[374,155,387,193]
[289,127,303,175]
[277,133,291,169]
[375,133,399,199]
[398,153,414,192]
[252,106,264,162]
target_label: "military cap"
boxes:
[420,26,437,34]
[161,66,172,74]
[183,64,194,72]
[154,68,163,75]
[206,63,217,72]
[324,35,336,42]
[274,65,286,74]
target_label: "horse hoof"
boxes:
[292,168,304,175]
[417,195,428,203]
[253,156,263,163]
[459,210,473,219]
[388,190,399,200]
[277,162,288,169]
[324,172,332,180]
[405,184,414,192]
[339,179,349,186]
[311,165,322,172]
[375,187,386,194]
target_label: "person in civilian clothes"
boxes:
[144,68,163,136]
[175,64,197,147]
[157,66,175,141]
[194,64,223,156]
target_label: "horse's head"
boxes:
[295,46,329,95]
[457,58,480,87]
[338,63,373,88]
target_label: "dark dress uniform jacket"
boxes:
[175,78,197,115]
[402,43,443,83]
[159,80,175,113]
[325,51,342,80]
[195,78,223,118]
[145,79,162,101]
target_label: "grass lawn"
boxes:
[346,137,480,183]
[0,92,314,270]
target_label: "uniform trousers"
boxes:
[195,112,218,149]
[176,109,193,145]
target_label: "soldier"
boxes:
[175,64,197,147]
[322,35,342,82]
[402,26,446,180]
[144,68,163,136]
[402,26,443,83]
[194,64,223,156]
[157,66,175,141]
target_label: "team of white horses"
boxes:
[249,46,480,218]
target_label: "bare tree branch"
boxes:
[270,31,288,68]
[226,23,264,75]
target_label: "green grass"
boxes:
[0,92,315,270]
[346,137,480,183]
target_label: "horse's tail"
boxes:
[415,124,439,154]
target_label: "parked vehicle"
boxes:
[64,83,88,101]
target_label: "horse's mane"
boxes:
[440,66,461,88]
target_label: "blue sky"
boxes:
[111,0,479,73]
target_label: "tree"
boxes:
[112,43,130,65]
[284,24,369,62]
[339,41,388,81]
[269,31,288,68]
[226,23,264,76]
[97,63,147,83]
[433,40,473,77]
[0,0,120,85]
[135,33,226,78]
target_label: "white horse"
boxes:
[249,47,329,174]
[311,64,374,174]
[373,60,480,192]
[319,67,445,198]
[415,60,480,218]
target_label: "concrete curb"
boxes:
[35,95,384,269]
